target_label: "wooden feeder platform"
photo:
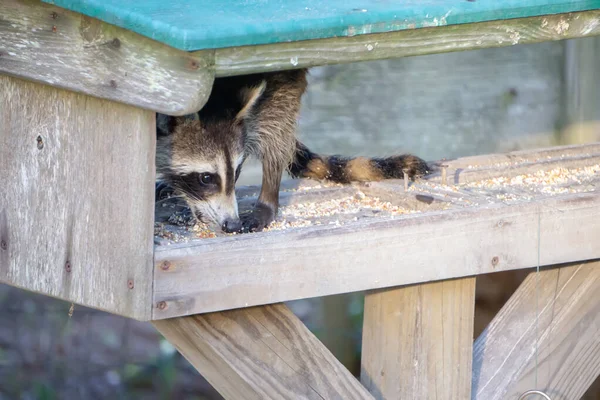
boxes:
[152,144,600,320]
[2,0,600,399]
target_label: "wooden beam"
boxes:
[561,36,600,144]
[212,11,600,77]
[153,191,600,318]
[153,303,374,400]
[472,260,600,400]
[0,75,155,320]
[0,0,214,115]
[361,278,476,400]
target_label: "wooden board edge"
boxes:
[0,0,215,115]
[212,10,600,77]
[151,192,600,319]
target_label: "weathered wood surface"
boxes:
[153,143,600,319]
[562,36,600,144]
[0,0,214,115]
[153,303,374,400]
[40,0,600,51]
[0,75,155,320]
[361,278,476,400]
[213,11,600,77]
[472,260,600,400]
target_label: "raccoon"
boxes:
[156,69,430,233]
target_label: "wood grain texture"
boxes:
[0,75,155,320]
[361,278,476,400]
[153,303,374,400]
[0,0,214,115]
[153,191,600,319]
[40,0,600,51]
[472,260,600,400]
[562,36,600,144]
[213,11,600,77]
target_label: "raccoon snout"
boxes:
[221,218,242,233]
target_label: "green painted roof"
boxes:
[43,0,600,51]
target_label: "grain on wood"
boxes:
[361,278,476,400]
[472,260,600,400]
[153,303,374,400]
[0,0,214,115]
[153,188,600,318]
[212,11,600,77]
[426,142,600,185]
[0,75,155,320]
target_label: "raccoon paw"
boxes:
[155,181,174,200]
[240,203,275,233]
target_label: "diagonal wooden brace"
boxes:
[472,260,600,400]
[153,303,374,400]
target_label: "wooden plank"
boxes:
[0,75,155,320]
[0,0,214,115]
[562,36,600,144]
[153,188,600,318]
[213,11,600,77]
[153,303,374,400]
[472,260,600,400]
[41,0,600,51]
[361,277,476,400]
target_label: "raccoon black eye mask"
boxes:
[155,69,430,233]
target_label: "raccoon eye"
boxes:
[199,173,214,185]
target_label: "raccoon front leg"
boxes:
[240,153,287,232]
[240,70,308,232]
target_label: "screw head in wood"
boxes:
[160,261,171,271]
[491,256,499,267]
[65,261,72,273]
[157,301,167,310]
[187,59,200,70]
[36,136,44,150]
[127,279,134,289]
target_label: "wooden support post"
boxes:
[0,75,155,320]
[562,36,600,144]
[472,260,600,400]
[361,277,476,400]
[153,303,374,400]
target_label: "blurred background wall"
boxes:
[1,37,599,400]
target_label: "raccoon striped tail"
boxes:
[287,141,430,183]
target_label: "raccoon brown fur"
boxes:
[156,69,430,233]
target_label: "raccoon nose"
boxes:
[222,218,242,233]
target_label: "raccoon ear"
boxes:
[175,113,200,124]
[158,113,199,136]
[235,80,266,122]
[156,114,175,137]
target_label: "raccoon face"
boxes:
[156,80,266,232]
[156,116,246,232]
